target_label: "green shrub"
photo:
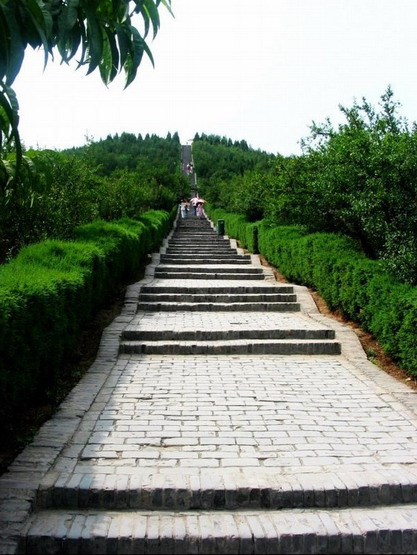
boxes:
[0,210,173,437]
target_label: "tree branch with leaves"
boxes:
[0,0,172,172]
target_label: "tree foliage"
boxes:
[0,132,186,263]
[0,0,172,169]
[193,89,417,285]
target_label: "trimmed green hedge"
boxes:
[205,208,417,377]
[0,210,175,434]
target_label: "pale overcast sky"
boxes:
[13,0,417,155]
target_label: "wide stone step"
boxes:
[171,230,224,234]
[140,285,295,294]
[165,249,237,255]
[36,468,417,512]
[167,241,230,247]
[122,328,336,340]
[166,242,234,246]
[156,266,264,274]
[175,225,213,230]
[138,293,297,303]
[135,302,300,312]
[119,338,340,354]
[19,504,417,554]
[159,257,251,265]
[169,234,227,239]
[176,228,214,232]
[153,272,265,280]
[166,245,235,249]
[161,254,247,260]
[162,254,249,259]
[165,245,243,250]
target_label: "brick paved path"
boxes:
[1,215,417,553]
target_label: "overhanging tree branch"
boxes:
[0,0,173,172]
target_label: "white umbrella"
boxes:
[191,197,205,205]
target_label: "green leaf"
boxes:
[1,5,25,85]
[0,83,22,172]
[115,22,130,68]
[144,0,161,38]
[83,5,103,75]
[124,25,144,88]
[100,27,119,85]
[104,27,119,82]
[22,0,51,68]
[58,0,80,35]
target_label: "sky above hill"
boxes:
[13,0,417,155]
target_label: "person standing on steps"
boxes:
[190,195,197,217]
[196,197,205,218]
[180,198,189,218]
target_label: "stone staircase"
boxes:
[10,214,417,554]
[119,216,341,356]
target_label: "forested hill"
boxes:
[65,131,182,177]
[191,134,275,221]
[192,133,275,183]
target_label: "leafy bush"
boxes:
[0,210,174,438]
[258,223,417,375]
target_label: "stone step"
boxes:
[138,293,297,303]
[36,468,417,512]
[162,254,249,260]
[165,249,237,255]
[163,252,249,257]
[167,241,230,246]
[168,235,228,239]
[176,222,212,227]
[164,245,243,250]
[176,228,215,232]
[153,272,265,280]
[122,328,336,341]
[156,266,264,274]
[166,245,235,250]
[176,224,213,229]
[167,244,227,248]
[174,228,214,232]
[19,504,417,554]
[140,285,295,294]
[159,257,251,265]
[119,338,340,354]
[135,302,300,312]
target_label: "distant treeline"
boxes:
[193,88,417,285]
[0,132,187,264]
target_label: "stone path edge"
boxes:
[1,216,417,554]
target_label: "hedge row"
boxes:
[205,205,417,376]
[0,209,175,432]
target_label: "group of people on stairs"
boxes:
[180,194,205,218]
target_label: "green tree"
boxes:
[0,0,172,170]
